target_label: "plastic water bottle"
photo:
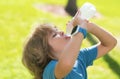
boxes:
[66,24,73,36]
[66,2,96,35]
[80,2,96,20]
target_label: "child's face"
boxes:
[48,27,71,57]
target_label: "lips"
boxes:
[64,35,71,39]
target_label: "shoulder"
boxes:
[43,60,57,79]
[80,45,98,56]
[45,60,57,69]
[43,60,57,73]
[78,45,98,66]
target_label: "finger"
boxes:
[84,19,89,23]
[74,10,80,18]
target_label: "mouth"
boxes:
[64,34,71,39]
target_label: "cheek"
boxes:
[48,37,69,52]
[48,39,58,50]
[52,40,61,48]
[49,39,63,51]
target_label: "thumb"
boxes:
[74,10,81,19]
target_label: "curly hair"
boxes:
[22,24,55,79]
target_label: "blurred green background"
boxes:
[0,0,120,79]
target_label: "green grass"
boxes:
[0,0,120,79]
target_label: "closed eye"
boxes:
[53,33,57,37]
[52,27,58,38]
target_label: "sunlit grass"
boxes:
[0,0,120,79]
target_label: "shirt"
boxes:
[43,45,98,79]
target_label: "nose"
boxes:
[58,31,64,36]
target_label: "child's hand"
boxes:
[70,10,88,30]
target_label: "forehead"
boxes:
[48,26,58,33]
[52,27,58,31]
[42,25,56,34]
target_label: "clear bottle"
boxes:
[66,2,96,35]
[66,23,73,36]
[80,2,96,20]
